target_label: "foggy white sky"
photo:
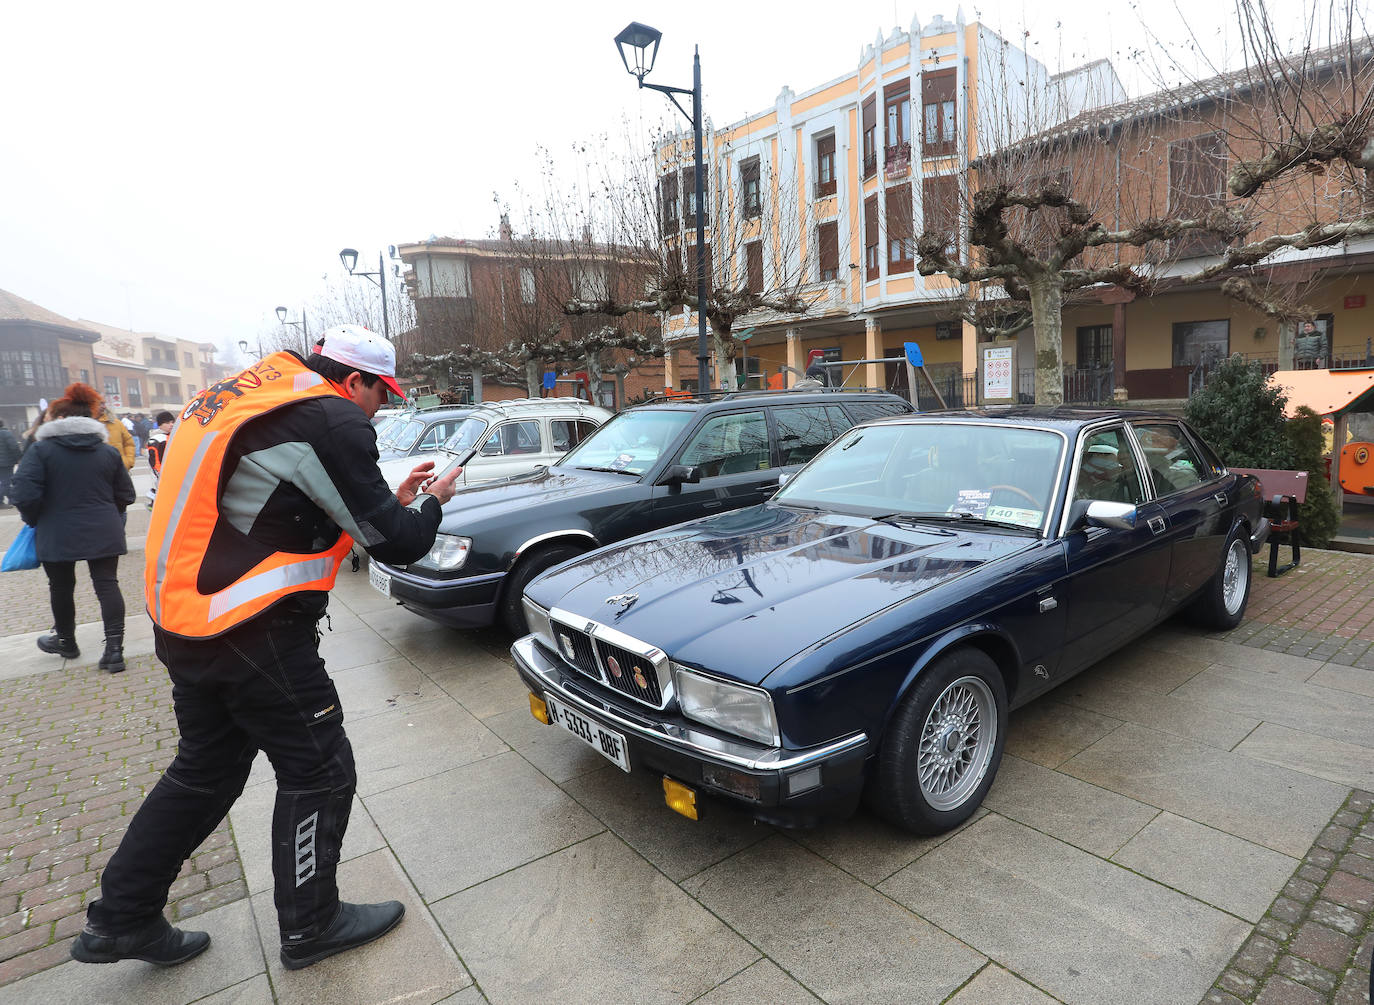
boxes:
[0,0,1315,366]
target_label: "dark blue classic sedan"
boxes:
[511,409,1269,834]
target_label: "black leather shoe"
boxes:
[70,917,210,966]
[36,633,79,659]
[279,901,405,971]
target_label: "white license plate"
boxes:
[368,561,391,598]
[545,695,630,772]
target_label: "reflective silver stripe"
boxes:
[153,430,221,625]
[293,372,323,392]
[206,555,338,622]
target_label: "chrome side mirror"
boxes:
[776,472,792,488]
[1084,500,1137,530]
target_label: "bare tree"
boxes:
[915,2,1374,404]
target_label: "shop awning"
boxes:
[1267,369,1374,418]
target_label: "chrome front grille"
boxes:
[546,611,671,710]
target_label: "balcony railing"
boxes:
[913,367,1116,409]
[812,179,837,199]
[862,152,877,179]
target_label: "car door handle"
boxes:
[1213,492,1228,507]
[1148,515,1167,535]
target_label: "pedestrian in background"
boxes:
[71,325,462,972]
[0,419,21,507]
[9,383,135,671]
[133,414,151,454]
[145,410,174,508]
[96,402,136,470]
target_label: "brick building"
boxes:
[0,289,99,430]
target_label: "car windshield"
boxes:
[382,418,424,452]
[775,421,1065,533]
[557,409,694,476]
[441,416,489,455]
[372,416,398,441]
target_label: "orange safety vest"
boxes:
[145,353,355,638]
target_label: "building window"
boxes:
[683,167,707,226]
[886,186,914,273]
[922,174,960,262]
[1076,325,1113,370]
[184,351,194,367]
[186,383,196,400]
[104,377,119,399]
[659,173,679,235]
[863,196,880,280]
[817,221,839,281]
[922,69,957,155]
[1172,320,1229,368]
[815,134,836,198]
[127,380,143,406]
[687,242,712,287]
[155,381,165,397]
[519,267,535,304]
[862,96,877,178]
[884,79,911,175]
[79,369,90,383]
[745,241,764,293]
[1168,132,1229,257]
[935,321,959,340]
[740,157,761,218]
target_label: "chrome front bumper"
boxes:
[1250,516,1272,554]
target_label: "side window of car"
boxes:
[551,418,597,453]
[774,405,841,466]
[845,401,909,423]
[419,423,448,452]
[1073,426,1145,504]
[481,420,542,457]
[1133,422,1207,495]
[678,411,770,477]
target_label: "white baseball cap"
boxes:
[314,324,405,399]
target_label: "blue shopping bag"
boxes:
[2,525,37,572]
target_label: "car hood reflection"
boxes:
[534,504,1031,685]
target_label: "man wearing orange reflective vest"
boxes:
[71,325,463,971]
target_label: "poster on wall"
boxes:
[980,344,1016,404]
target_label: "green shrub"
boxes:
[1287,406,1340,549]
[1185,355,1296,468]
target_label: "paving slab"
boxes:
[427,657,536,722]
[560,763,773,882]
[1076,643,1212,694]
[1234,721,1374,790]
[1059,722,1349,857]
[788,806,987,887]
[1057,670,1260,750]
[946,964,1060,1004]
[228,791,385,896]
[683,835,985,1004]
[1110,812,1299,923]
[692,958,821,1004]
[1307,663,1374,698]
[315,626,402,674]
[342,696,508,796]
[2,898,264,1005]
[196,974,274,1005]
[879,814,1249,1005]
[364,750,604,900]
[982,754,1159,857]
[481,705,613,784]
[249,849,470,1005]
[1003,697,1122,768]
[327,656,449,722]
[1145,630,1325,681]
[432,831,758,1005]
[1173,665,1374,748]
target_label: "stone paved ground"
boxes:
[0,521,1371,1001]
[0,654,245,987]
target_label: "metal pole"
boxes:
[380,251,390,341]
[692,47,709,391]
[301,307,310,355]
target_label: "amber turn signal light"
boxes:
[528,693,550,725]
[662,777,699,820]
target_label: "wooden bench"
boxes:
[1229,468,1307,577]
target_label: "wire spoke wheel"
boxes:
[1222,538,1248,616]
[916,675,997,812]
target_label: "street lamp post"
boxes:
[339,247,398,341]
[614,22,711,392]
[237,337,263,362]
[275,305,310,355]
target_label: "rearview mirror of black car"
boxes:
[661,464,702,485]
[1084,500,1137,531]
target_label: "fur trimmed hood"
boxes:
[35,416,108,442]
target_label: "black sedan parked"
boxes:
[512,408,1269,834]
[367,389,913,634]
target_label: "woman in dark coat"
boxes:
[10,383,136,672]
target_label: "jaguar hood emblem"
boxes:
[605,592,639,614]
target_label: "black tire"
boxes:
[871,647,1007,835]
[1189,525,1252,630]
[499,544,586,635]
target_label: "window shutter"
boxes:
[745,242,764,293]
[818,222,839,277]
